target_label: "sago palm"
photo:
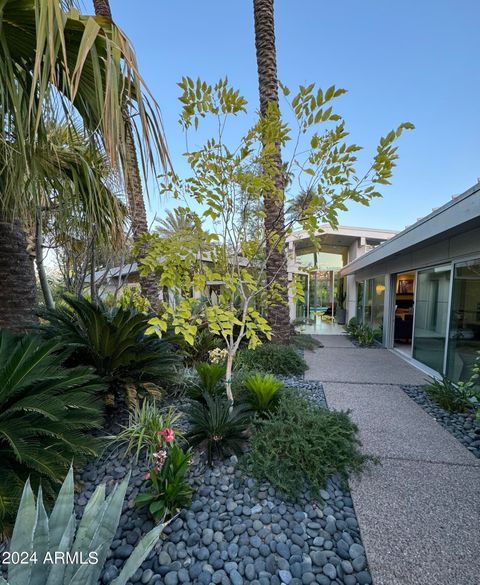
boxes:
[0,329,105,537]
[38,296,180,392]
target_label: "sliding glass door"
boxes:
[412,265,451,373]
[446,259,480,382]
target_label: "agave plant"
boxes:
[245,373,284,413]
[38,296,180,394]
[1,468,164,585]
[187,395,251,465]
[0,330,104,538]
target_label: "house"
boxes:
[339,182,480,380]
[287,225,398,328]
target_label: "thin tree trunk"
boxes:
[90,235,99,305]
[0,216,37,332]
[35,208,55,310]
[93,0,160,309]
[225,351,235,404]
[253,0,291,343]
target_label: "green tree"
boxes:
[30,123,127,308]
[0,0,167,331]
[139,78,412,402]
[154,208,199,237]
[93,0,164,307]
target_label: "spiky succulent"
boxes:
[1,468,164,585]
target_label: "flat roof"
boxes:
[289,224,398,251]
[340,183,480,276]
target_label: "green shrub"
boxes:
[179,328,223,366]
[244,373,284,414]
[291,333,323,351]
[424,375,477,413]
[236,343,307,376]
[3,468,164,585]
[345,319,380,347]
[114,401,184,464]
[0,330,104,538]
[345,317,359,336]
[195,362,226,394]
[39,296,180,396]
[185,362,227,402]
[230,366,258,403]
[246,390,372,498]
[187,395,251,465]
[135,445,193,522]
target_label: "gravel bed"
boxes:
[1,378,372,585]
[74,379,372,585]
[401,384,480,459]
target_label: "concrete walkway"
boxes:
[305,336,480,585]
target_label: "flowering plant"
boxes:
[208,347,229,364]
[158,427,175,443]
[135,444,193,521]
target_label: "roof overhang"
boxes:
[340,183,480,277]
[289,224,398,253]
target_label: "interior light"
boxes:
[376,283,385,295]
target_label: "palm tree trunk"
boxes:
[253,0,291,343]
[92,0,112,19]
[0,216,37,332]
[93,0,160,309]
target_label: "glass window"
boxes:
[371,277,385,338]
[412,265,451,373]
[364,279,373,323]
[446,259,480,383]
[356,281,365,322]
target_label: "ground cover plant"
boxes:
[2,468,164,585]
[236,343,307,376]
[291,333,323,351]
[246,389,372,498]
[39,296,180,402]
[0,330,105,538]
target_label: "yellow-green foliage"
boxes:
[137,77,412,392]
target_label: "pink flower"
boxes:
[144,471,151,480]
[158,427,175,443]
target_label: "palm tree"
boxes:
[0,0,167,332]
[93,0,161,307]
[252,0,291,342]
[154,208,198,237]
[32,123,127,308]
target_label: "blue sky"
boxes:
[106,0,480,231]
